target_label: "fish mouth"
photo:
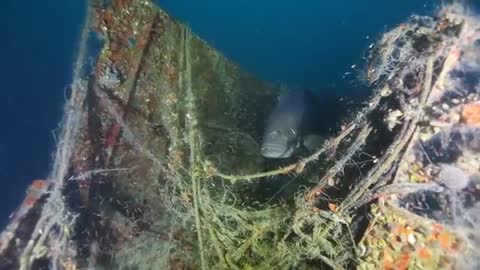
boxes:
[260,143,294,159]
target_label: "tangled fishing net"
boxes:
[0,1,480,270]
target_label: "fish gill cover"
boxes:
[0,1,479,270]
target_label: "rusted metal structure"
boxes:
[0,1,479,269]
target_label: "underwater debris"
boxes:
[358,202,464,270]
[1,1,480,270]
[0,180,49,255]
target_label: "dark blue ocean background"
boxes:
[0,0,441,227]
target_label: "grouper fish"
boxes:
[261,87,327,159]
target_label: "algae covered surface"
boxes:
[0,1,480,270]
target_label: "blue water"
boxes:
[160,0,437,96]
[0,0,438,227]
[0,1,86,227]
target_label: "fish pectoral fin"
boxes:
[302,134,324,152]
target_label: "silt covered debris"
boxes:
[0,1,479,270]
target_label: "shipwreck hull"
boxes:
[0,1,479,270]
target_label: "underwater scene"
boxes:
[1,0,480,269]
